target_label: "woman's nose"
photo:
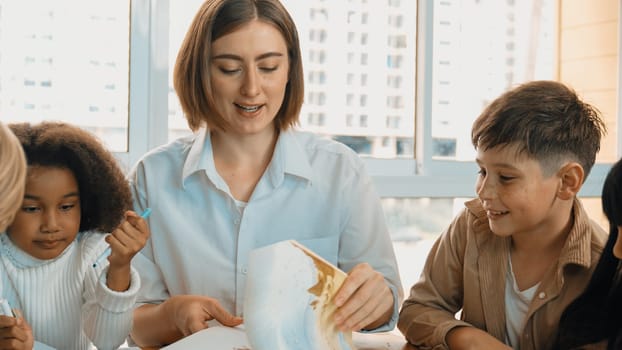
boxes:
[240,69,260,97]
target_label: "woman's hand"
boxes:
[333,263,394,331]
[132,295,243,347]
[165,295,244,336]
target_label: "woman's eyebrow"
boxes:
[212,52,285,62]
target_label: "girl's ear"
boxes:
[557,162,584,200]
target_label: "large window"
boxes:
[0,0,131,153]
[2,0,616,195]
[0,0,619,297]
[167,0,620,296]
[430,0,557,161]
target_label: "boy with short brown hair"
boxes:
[398,80,607,350]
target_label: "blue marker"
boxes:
[92,208,152,268]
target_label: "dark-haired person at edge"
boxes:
[553,158,622,350]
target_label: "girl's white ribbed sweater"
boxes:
[0,232,140,350]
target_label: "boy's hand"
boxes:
[446,326,512,350]
[106,210,151,291]
[0,312,34,350]
[333,263,394,331]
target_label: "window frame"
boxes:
[116,0,169,172]
[122,0,618,198]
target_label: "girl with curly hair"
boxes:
[0,122,150,350]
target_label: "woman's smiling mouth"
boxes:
[234,103,262,113]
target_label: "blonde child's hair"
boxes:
[0,122,26,232]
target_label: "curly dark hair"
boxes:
[8,122,132,233]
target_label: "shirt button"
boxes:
[538,292,546,299]
[241,267,248,274]
[234,218,240,225]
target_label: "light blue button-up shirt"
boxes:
[129,128,403,331]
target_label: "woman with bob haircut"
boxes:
[128,0,402,347]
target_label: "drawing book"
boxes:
[165,240,353,350]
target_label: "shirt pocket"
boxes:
[295,236,339,268]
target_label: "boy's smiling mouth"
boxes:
[486,209,509,218]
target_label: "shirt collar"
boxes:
[181,128,228,191]
[181,128,314,188]
[465,197,598,270]
[558,198,600,269]
[182,128,209,180]
[267,130,314,187]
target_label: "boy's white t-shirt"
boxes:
[505,256,539,349]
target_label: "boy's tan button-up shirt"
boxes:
[398,198,607,350]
